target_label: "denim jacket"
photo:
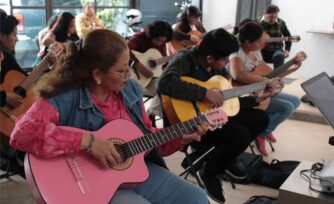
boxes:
[48,78,166,167]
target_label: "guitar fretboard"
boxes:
[222,81,267,100]
[18,58,51,91]
[116,115,207,159]
[266,57,295,79]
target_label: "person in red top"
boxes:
[128,20,173,118]
[10,29,209,204]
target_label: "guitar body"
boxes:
[130,49,164,88]
[231,64,272,110]
[0,70,35,137]
[162,76,240,124]
[168,30,202,54]
[25,119,149,204]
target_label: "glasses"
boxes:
[113,60,135,78]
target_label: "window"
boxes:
[1,0,131,69]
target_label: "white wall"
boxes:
[202,0,334,78]
[202,0,237,31]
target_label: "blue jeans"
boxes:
[262,49,285,68]
[110,162,208,204]
[260,92,300,137]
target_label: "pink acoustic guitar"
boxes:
[25,108,227,204]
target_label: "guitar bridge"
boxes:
[67,158,90,195]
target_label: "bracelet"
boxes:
[86,134,95,153]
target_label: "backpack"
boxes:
[223,152,300,189]
[223,152,263,184]
[250,159,300,189]
[244,196,278,204]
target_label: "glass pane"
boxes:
[52,8,82,17]
[97,8,127,35]
[12,0,45,7]
[0,0,10,13]
[52,0,82,7]
[97,0,129,7]
[13,9,45,68]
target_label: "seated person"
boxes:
[10,29,209,204]
[0,10,26,177]
[128,20,173,118]
[158,28,275,203]
[258,4,292,68]
[169,5,206,53]
[229,22,301,156]
[75,2,104,39]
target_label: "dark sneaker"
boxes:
[197,168,225,203]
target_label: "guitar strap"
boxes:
[192,101,201,116]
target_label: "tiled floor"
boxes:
[1,79,334,204]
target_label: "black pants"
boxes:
[191,107,269,177]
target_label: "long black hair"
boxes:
[50,12,75,42]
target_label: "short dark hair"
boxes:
[185,5,202,17]
[1,15,19,35]
[0,9,7,34]
[238,22,263,44]
[147,20,173,42]
[266,4,280,14]
[198,28,239,59]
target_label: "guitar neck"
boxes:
[222,81,267,100]
[265,57,295,79]
[266,37,289,43]
[116,115,207,159]
[19,59,50,91]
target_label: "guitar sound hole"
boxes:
[148,60,156,68]
[14,86,27,98]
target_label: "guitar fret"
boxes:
[142,136,150,149]
[124,115,212,156]
[148,134,158,147]
[266,58,295,79]
[165,127,175,142]
[172,125,182,138]
[222,81,267,100]
[158,131,168,144]
[184,121,194,132]
[147,134,155,147]
[154,131,164,145]
[132,139,141,154]
[160,129,169,144]
[136,138,145,152]
[127,141,135,157]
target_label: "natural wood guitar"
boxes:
[232,51,307,109]
[161,75,281,124]
[0,43,63,137]
[130,49,175,88]
[266,36,301,43]
[25,109,227,204]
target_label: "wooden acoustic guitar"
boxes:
[25,109,227,204]
[161,75,282,125]
[0,43,63,137]
[168,24,234,54]
[232,51,307,110]
[266,36,301,43]
[130,49,175,88]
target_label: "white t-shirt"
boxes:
[229,49,263,72]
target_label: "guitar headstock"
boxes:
[202,108,228,131]
[288,36,301,42]
[295,51,307,62]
